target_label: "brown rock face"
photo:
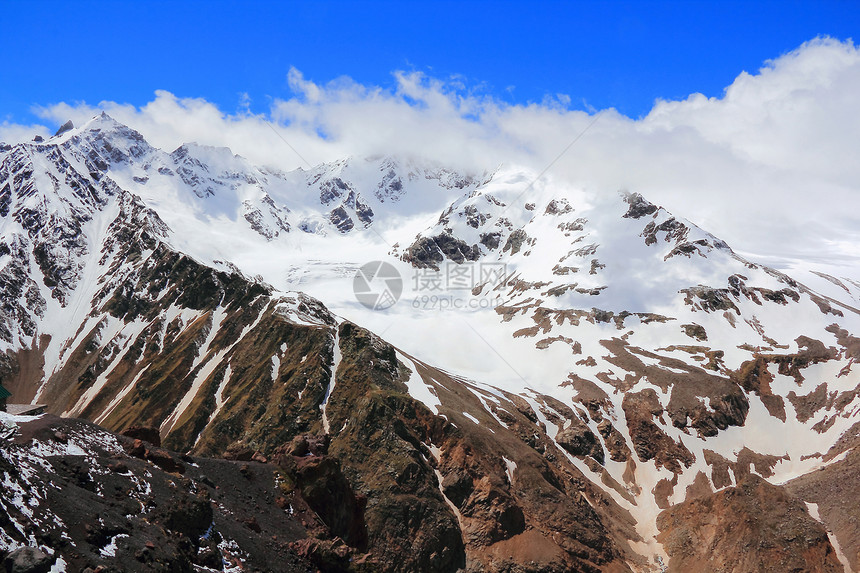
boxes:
[321,322,637,572]
[275,451,368,550]
[657,475,843,573]
[732,355,787,420]
[556,417,605,464]
[787,445,860,572]
[731,336,839,423]
[122,438,185,474]
[325,322,467,572]
[621,389,694,473]
[597,420,630,462]
[594,338,749,439]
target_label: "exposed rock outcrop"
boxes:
[657,475,843,573]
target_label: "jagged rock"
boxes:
[404,233,481,268]
[124,438,146,458]
[276,452,367,549]
[191,541,222,570]
[287,433,329,457]
[641,216,689,246]
[680,285,740,313]
[479,231,501,250]
[145,447,184,473]
[345,191,374,227]
[289,537,370,573]
[461,476,526,543]
[330,206,355,233]
[53,120,74,137]
[681,323,708,342]
[545,198,574,215]
[376,165,404,202]
[123,438,185,473]
[288,436,310,457]
[732,356,787,420]
[622,191,658,219]
[503,228,529,255]
[319,177,352,205]
[463,204,488,228]
[441,469,474,507]
[222,442,255,461]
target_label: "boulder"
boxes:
[121,426,161,447]
[2,547,54,573]
[222,442,254,461]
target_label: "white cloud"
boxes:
[21,37,860,275]
[0,121,51,144]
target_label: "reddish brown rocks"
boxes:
[556,417,605,464]
[122,438,185,474]
[657,475,843,573]
[120,425,161,447]
[622,389,694,473]
[597,419,630,462]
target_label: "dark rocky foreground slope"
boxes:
[3,405,854,573]
[0,414,371,572]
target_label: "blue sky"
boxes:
[1,3,859,274]
[2,0,858,126]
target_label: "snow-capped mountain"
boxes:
[2,114,859,572]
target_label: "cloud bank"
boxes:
[4,37,859,274]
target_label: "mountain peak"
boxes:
[80,110,125,130]
[61,113,153,166]
[70,112,146,143]
[53,119,74,138]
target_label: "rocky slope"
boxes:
[2,115,860,572]
[0,412,379,572]
[656,474,843,573]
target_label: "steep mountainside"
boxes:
[2,114,860,572]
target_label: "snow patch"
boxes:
[502,456,517,485]
[99,533,129,557]
[320,328,341,434]
[396,352,441,415]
